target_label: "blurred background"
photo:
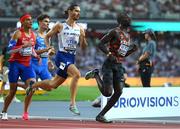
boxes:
[0,0,179,82]
[0,1,180,122]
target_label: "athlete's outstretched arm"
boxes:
[79,27,87,50]
[44,22,63,47]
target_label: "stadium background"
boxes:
[0,0,180,89]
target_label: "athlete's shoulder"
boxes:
[107,27,118,36]
[12,29,22,40]
[76,23,83,30]
[51,21,63,33]
[54,21,63,29]
[77,24,85,35]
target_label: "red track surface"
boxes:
[1,119,180,129]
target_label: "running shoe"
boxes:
[92,96,101,108]
[13,96,21,103]
[69,105,80,115]
[85,69,99,80]
[1,112,8,120]
[22,112,29,120]
[96,115,112,123]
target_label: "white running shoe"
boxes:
[1,112,8,120]
[0,97,4,103]
[13,97,21,103]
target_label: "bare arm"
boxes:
[98,29,115,55]
[7,30,22,54]
[79,27,87,50]
[44,22,63,47]
[35,47,52,55]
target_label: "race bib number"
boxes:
[38,47,48,58]
[118,44,129,56]
[40,52,48,58]
[64,37,77,51]
[64,44,76,51]
[20,47,32,56]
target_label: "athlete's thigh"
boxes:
[20,64,36,82]
[50,74,66,88]
[8,62,20,83]
[39,66,52,80]
[55,52,75,78]
[32,63,39,77]
[102,60,113,89]
[113,64,124,90]
[67,64,81,77]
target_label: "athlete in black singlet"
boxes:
[85,13,137,123]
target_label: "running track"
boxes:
[1,119,180,129]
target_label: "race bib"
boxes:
[118,44,129,56]
[38,47,48,58]
[40,52,48,58]
[20,47,32,56]
[64,37,77,51]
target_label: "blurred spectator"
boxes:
[0,0,179,19]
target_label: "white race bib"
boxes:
[64,37,77,51]
[20,47,32,56]
[118,44,129,56]
[38,47,48,58]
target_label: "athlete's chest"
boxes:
[110,31,130,47]
[19,33,35,46]
[36,36,45,46]
[63,29,80,37]
[110,31,131,57]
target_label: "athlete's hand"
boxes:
[36,55,42,65]
[46,46,53,51]
[48,60,55,70]
[48,47,55,56]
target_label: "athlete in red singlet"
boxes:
[1,14,39,120]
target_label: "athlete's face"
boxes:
[39,18,50,30]
[70,6,80,20]
[23,17,32,29]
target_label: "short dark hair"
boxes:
[117,13,131,28]
[64,4,79,15]
[37,14,50,24]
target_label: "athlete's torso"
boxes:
[109,28,131,62]
[9,28,36,66]
[57,22,80,55]
[32,32,48,66]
